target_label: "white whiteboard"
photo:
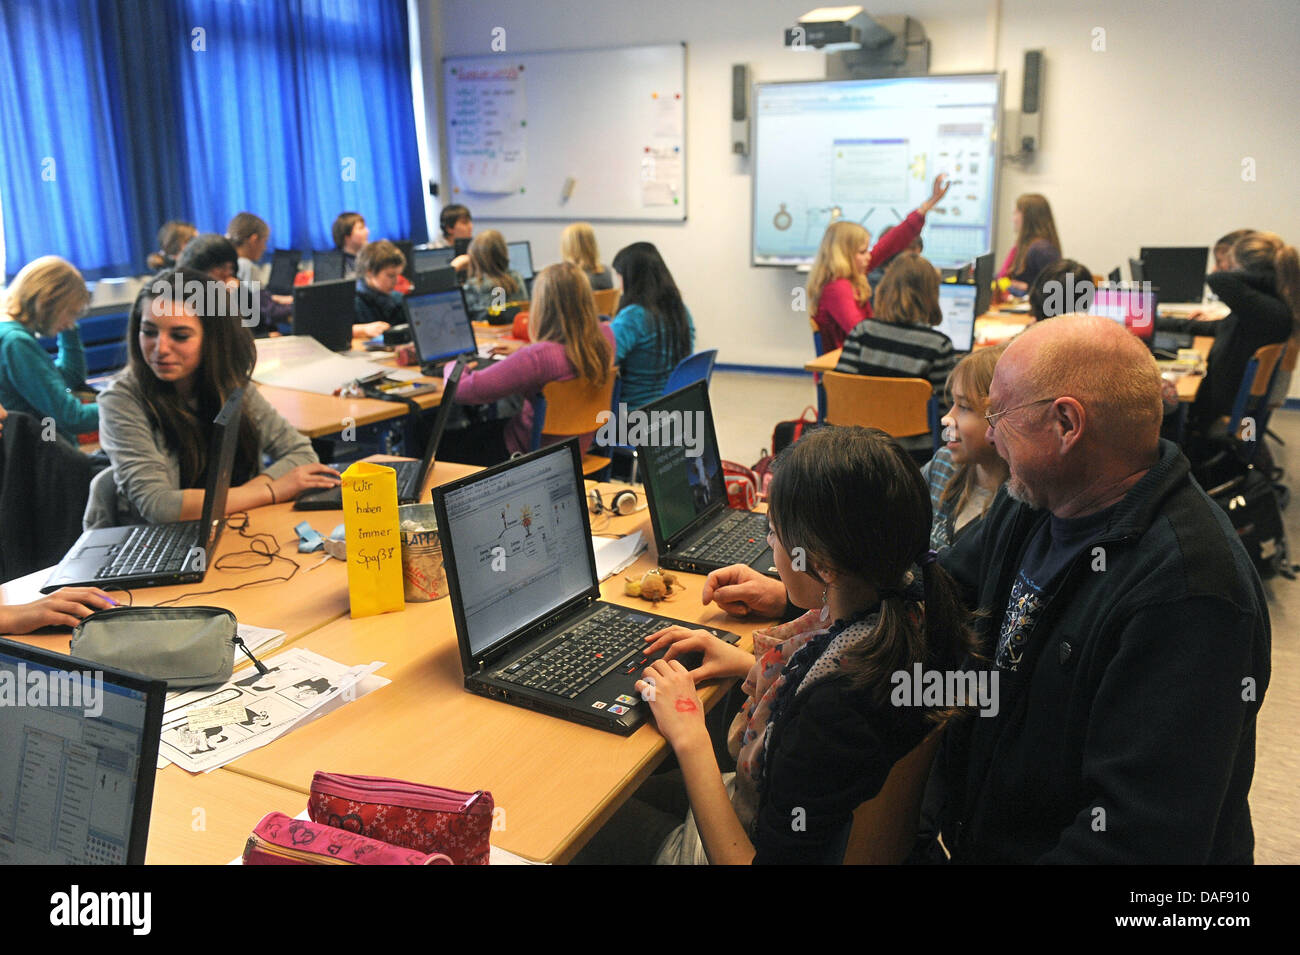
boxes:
[443,44,686,222]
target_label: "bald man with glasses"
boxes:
[702,315,1270,863]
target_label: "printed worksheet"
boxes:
[158,649,386,774]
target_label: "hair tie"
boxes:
[917,549,939,567]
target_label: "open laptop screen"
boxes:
[507,241,534,280]
[0,638,165,864]
[407,288,476,365]
[414,247,455,273]
[937,283,978,352]
[1089,285,1156,340]
[439,443,595,659]
[636,382,727,546]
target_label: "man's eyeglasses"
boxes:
[984,397,1057,430]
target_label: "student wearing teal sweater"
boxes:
[610,242,694,408]
[0,256,98,445]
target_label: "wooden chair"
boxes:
[841,727,944,865]
[810,318,828,420]
[591,287,621,317]
[530,370,619,476]
[822,370,935,443]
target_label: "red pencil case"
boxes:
[307,772,493,866]
[244,812,453,865]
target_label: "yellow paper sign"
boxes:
[341,462,405,617]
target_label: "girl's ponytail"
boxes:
[1272,242,1300,336]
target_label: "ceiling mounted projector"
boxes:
[784,6,886,52]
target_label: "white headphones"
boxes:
[588,487,639,516]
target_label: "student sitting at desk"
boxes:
[226,214,296,333]
[87,271,337,527]
[921,346,1008,551]
[462,230,527,324]
[609,242,694,408]
[446,262,615,463]
[833,252,958,463]
[1158,230,1299,457]
[582,427,977,864]
[1028,259,1094,321]
[432,203,473,272]
[996,193,1062,295]
[332,212,369,279]
[353,240,405,335]
[146,219,196,272]
[0,255,98,446]
[807,174,951,353]
[562,222,614,292]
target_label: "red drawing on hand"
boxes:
[675,698,698,712]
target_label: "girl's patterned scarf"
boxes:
[727,607,880,832]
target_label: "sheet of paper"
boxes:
[384,368,425,382]
[158,648,387,774]
[593,530,645,582]
[252,335,389,396]
[640,148,682,208]
[447,63,528,194]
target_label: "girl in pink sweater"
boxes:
[807,174,951,352]
[448,263,616,460]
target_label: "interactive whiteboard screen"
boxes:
[753,74,1002,269]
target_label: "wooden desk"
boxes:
[222,545,766,864]
[145,768,305,864]
[0,461,482,648]
[257,382,409,439]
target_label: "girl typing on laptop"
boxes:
[582,427,979,864]
[88,271,338,527]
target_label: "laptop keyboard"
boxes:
[495,606,663,700]
[681,510,769,565]
[96,523,200,579]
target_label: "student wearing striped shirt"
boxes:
[833,252,959,462]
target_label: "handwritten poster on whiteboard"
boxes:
[447,63,527,194]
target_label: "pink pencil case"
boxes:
[308,772,493,866]
[243,812,453,865]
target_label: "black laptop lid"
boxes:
[1139,246,1209,303]
[433,440,599,673]
[407,287,476,365]
[313,249,345,281]
[507,240,534,280]
[973,250,994,317]
[633,381,728,552]
[199,388,245,557]
[409,266,460,297]
[266,249,301,295]
[293,278,354,352]
[0,637,166,864]
[411,357,466,488]
[414,247,455,273]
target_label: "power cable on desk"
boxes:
[152,512,304,607]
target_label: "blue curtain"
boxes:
[0,0,137,280]
[0,0,426,280]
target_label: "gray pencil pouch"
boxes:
[70,606,244,688]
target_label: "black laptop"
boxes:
[295,357,467,510]
[1139,246,1209,304]
[507,239,535,296]
[972,250,994,317]
[407,285,494,373]
[634,382,777,579]
[413,247,456,274]
[43,389,244,593]
[433,439,740,735]
[313,249,345,282]
[265,249,302,295]
[0,638,165,864]
[408,266,460,297]
[293,278,354,352]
